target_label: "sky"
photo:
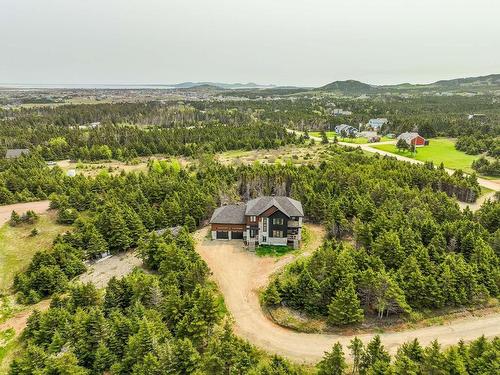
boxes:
[1,0,499,87]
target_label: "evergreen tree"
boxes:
[349,337,364,375]
[86,226,108,259]
[317,342,347,375]
[9,210,21,226]
[104,205,132,253]
[168,338,200,375]
[359,336,390,375]
[327,281,364,325]
[184,214,197,232]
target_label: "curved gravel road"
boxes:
[194,226,500,364]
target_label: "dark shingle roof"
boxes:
[5,148,29,158]
[209,204,246,224]
[245,196,303,218]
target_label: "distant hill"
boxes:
[318,74,500,95]
[176,84,223,91]
[317,80,375,95]
[172,82,276,90]
[431,74,500,88]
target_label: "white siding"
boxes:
[268,237,288,246]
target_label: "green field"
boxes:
[0,212,68,292]
[373,138,481,174]
[309,131,337,139]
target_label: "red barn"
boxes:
[397,132,426,147]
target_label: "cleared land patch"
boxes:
[309,131,392,144]
[55,157,190,177]
[216,144,329,166]
[0,211,69,293]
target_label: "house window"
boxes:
[273,218,284,225]
[272,230,284,238]
[263,218,267,231]
[250,216,256,222]
[250,229,256,238]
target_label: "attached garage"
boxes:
[231,231,244,239]
[210,204,247,241]
[216,231,229,239]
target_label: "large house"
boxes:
[397,132,426,147]
[334,124,358,136]
[368,118,388,130]
[209,196,304,248]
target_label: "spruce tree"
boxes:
[9,210,21,226]
[184,214,197,232]
[86,226,108,259]
[317,342,347,375]
[106,206,132,253]
[327,281,364,325]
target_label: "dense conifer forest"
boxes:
[1,97,498,374]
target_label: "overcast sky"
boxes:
[1,0,499,86]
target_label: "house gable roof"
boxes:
[209,204,246,224]
[5,148,29,158]
[397,132,423,143]
[245,196,304,217]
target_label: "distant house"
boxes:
[209,196,304,248]
[334,124,358,136]
[397,132,426,147]
[5,148,29,159]
[333,108,352,116]
[368,118,388,130]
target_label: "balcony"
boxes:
[287,220,300,228]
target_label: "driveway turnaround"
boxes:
[194,226,500,364]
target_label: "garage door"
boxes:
[216,231,229,239]
[231,231,243,239]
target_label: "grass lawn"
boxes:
[256,244,294,257]
[0,211,69,293]
[0,328,18,373]
[309,131,337,139]
[373,138,481,174]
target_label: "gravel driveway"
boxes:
[194,226,500,364]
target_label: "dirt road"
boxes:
[0,200,51,226]
[194,226,500,364]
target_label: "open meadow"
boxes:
[0,211,69,293]
[373,138,482,174]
